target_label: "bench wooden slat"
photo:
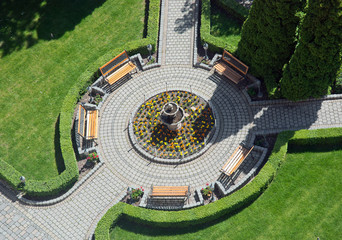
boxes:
[214,50,248,85]
[222,148,246,173]
[214,62,244,84]
[78,105,86,137]
[106,61,136,85]
[99,51,129,76]
[151,193,187,196]
[222,50,249,75]
[86,110,98,140]
[221,145,254,176]
[151,186,189,197]
[153,186,188,190]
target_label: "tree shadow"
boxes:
[210,1,243,37]
[0,0,105,57]
[36,0,106,40]
[0,0,42,56]
[54,114,66,174]
[205,72,323,150]
[174,0,195,34]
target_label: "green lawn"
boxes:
[0,0,145,180]
[210,3,242,49]
[110,147,342,239]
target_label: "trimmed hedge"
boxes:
[0,0,160,197]
[95,127,342,239]
[200,0,248,54]
[95,130,292,239]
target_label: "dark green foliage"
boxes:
[214,0,249,22]
[237,0,305,97]
[281,0,342,101]
[333,66,342,93]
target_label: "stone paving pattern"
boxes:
[251,100,342,134]
[99,67,253,189]
[1,0,342,239]
[164,0,194,65]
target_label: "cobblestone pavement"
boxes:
[163,0,195,65]
[1,167,127,240]
[251,100,342,134]
[0,185,53,240]
[99,67,254,189]
[1,0,342,239]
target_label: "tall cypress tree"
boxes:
[237,0,305,97]
[280,0,342,101]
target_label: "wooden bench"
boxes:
[221,145,254,176]
[150,186,189,197]
[78,105,98,140]
[99,50,137,85]
[214,50,249,84]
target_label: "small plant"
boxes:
[147,56,156,65]
[94,93,103,105]
[201,183,214,197]
[130,187,144,200]
[87,152,99,163]
[246,87,257,97]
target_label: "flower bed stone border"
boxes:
[130,91,216,161]
[128,89,221,164]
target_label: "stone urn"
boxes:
[160,102,184,131]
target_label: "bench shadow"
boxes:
[0,0,105,57]
[54,114,66,174]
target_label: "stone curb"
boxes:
[86,189,128,240]
[193,0,199,67]
[19,161,104,206]
[127,89,221,165]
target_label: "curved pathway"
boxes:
[99,67,253,189]
[1,0,342,239]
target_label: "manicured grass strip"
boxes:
[111,149,342,239]
[0,0,145,180]
[200,0,246,54]
[210,2,242,49]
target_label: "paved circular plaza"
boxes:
[98,66,255,189]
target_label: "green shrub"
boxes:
[95,131,294,239]
[237,0,305,98]
[280,0,342,101]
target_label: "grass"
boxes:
[210,3,243,49]
[0,0,145,180]
[110,146,342,239]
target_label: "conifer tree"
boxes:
[280,0,342,101]
[237,0,305,97]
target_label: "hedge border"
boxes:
[0,0,161,197]
[95,127,342,239]
[200,0,249,54]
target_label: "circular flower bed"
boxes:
[133,91,215,159]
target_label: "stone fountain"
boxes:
[160,102,184,131]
